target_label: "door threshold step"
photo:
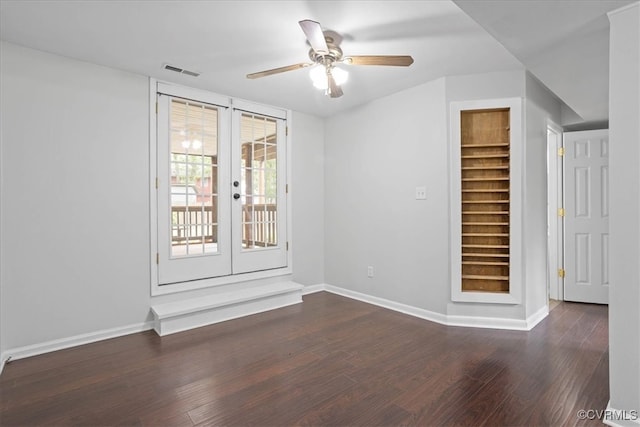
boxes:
[151,281,303,336]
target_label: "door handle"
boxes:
[233,193,240,200]
[233,181,240,187]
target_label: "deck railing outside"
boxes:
[171,204,276,247]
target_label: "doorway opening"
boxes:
[548,127,610,305]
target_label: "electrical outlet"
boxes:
[367,266,374,278]
[415,186,427,200]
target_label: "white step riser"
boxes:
[154,287,302,336]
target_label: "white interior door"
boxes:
[564,129,609,304]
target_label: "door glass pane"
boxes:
[170,98,219,257]
[240,113,278,249]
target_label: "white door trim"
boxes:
[449,97,523,304]
[148,79,293,297]
[547,122,564,301]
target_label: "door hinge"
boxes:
[558,208,565,217]
[557,147,565,156]
[558,268,565,278]
[286,241,289,251]
[156,253,159,264]
[286,184,288,194]
[155,102,158,114]
[155,177,159,189]
[286,126,288,136]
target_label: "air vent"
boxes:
[163,64,200,77]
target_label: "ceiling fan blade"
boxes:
[299,19,329,55]
[246,63,312,79]
[327,72,343,98]
[343,55,414,66]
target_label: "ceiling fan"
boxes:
[246,19,414,98]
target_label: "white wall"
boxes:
[444,70,560,322]
[324,69,558,324]
[0,157,3,363]
[291,111,325,286]
[324,78,450,314]
[0,67,3,362]
[445,70,527,320]
[524,74,562,318]
[608,3,640,421]
[1,42,152,349]
[445,70,525,104]
[0,74,3,360]
[0,42,324,353]
[0,41,569,358]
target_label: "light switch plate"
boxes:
[415,186,427,200]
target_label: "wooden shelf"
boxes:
[462,233,509,237]
[463,222,509,226]
[462,177,509,182]
[460,108,510,293]
[463,211,509,215]
[462,261,509,266]
[461,143,509,148]
[462,253,510,258]
[461,154,509,159]
[462,189,509,193]
[462,244,509,249]
[462,200,509,204]
[462,166,509,170]
[462,275,509,281]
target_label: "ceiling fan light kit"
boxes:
[246,19,414,98]
[310,65,348,91]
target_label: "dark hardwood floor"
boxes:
[0,292,608,426]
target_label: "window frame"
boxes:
[149,79,293,296]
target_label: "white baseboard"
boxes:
[0,283,549,374]
[321,283,546,331]
[447,304,548,331]
[446,314,529,330]
[526,305,549,329]
[603,401,640,427]
[2,283,304,368]
[301,284,326,295]
[325,284,448,325]
[2,321,154,365]
[0,352,9,375]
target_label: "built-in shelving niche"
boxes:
[460,108,510,293]
[450,97,521,304]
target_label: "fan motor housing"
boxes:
[308,39,343,65]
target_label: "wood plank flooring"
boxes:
[0,292,609,426]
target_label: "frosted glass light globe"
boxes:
[310,66,348,90]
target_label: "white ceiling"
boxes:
[454,0,634,125]
[0,0,632,122]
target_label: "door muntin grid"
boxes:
[169,98,219,258]
[239,113,278,250]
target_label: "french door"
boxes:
[231,104,287,274]
[156,84,287,285]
